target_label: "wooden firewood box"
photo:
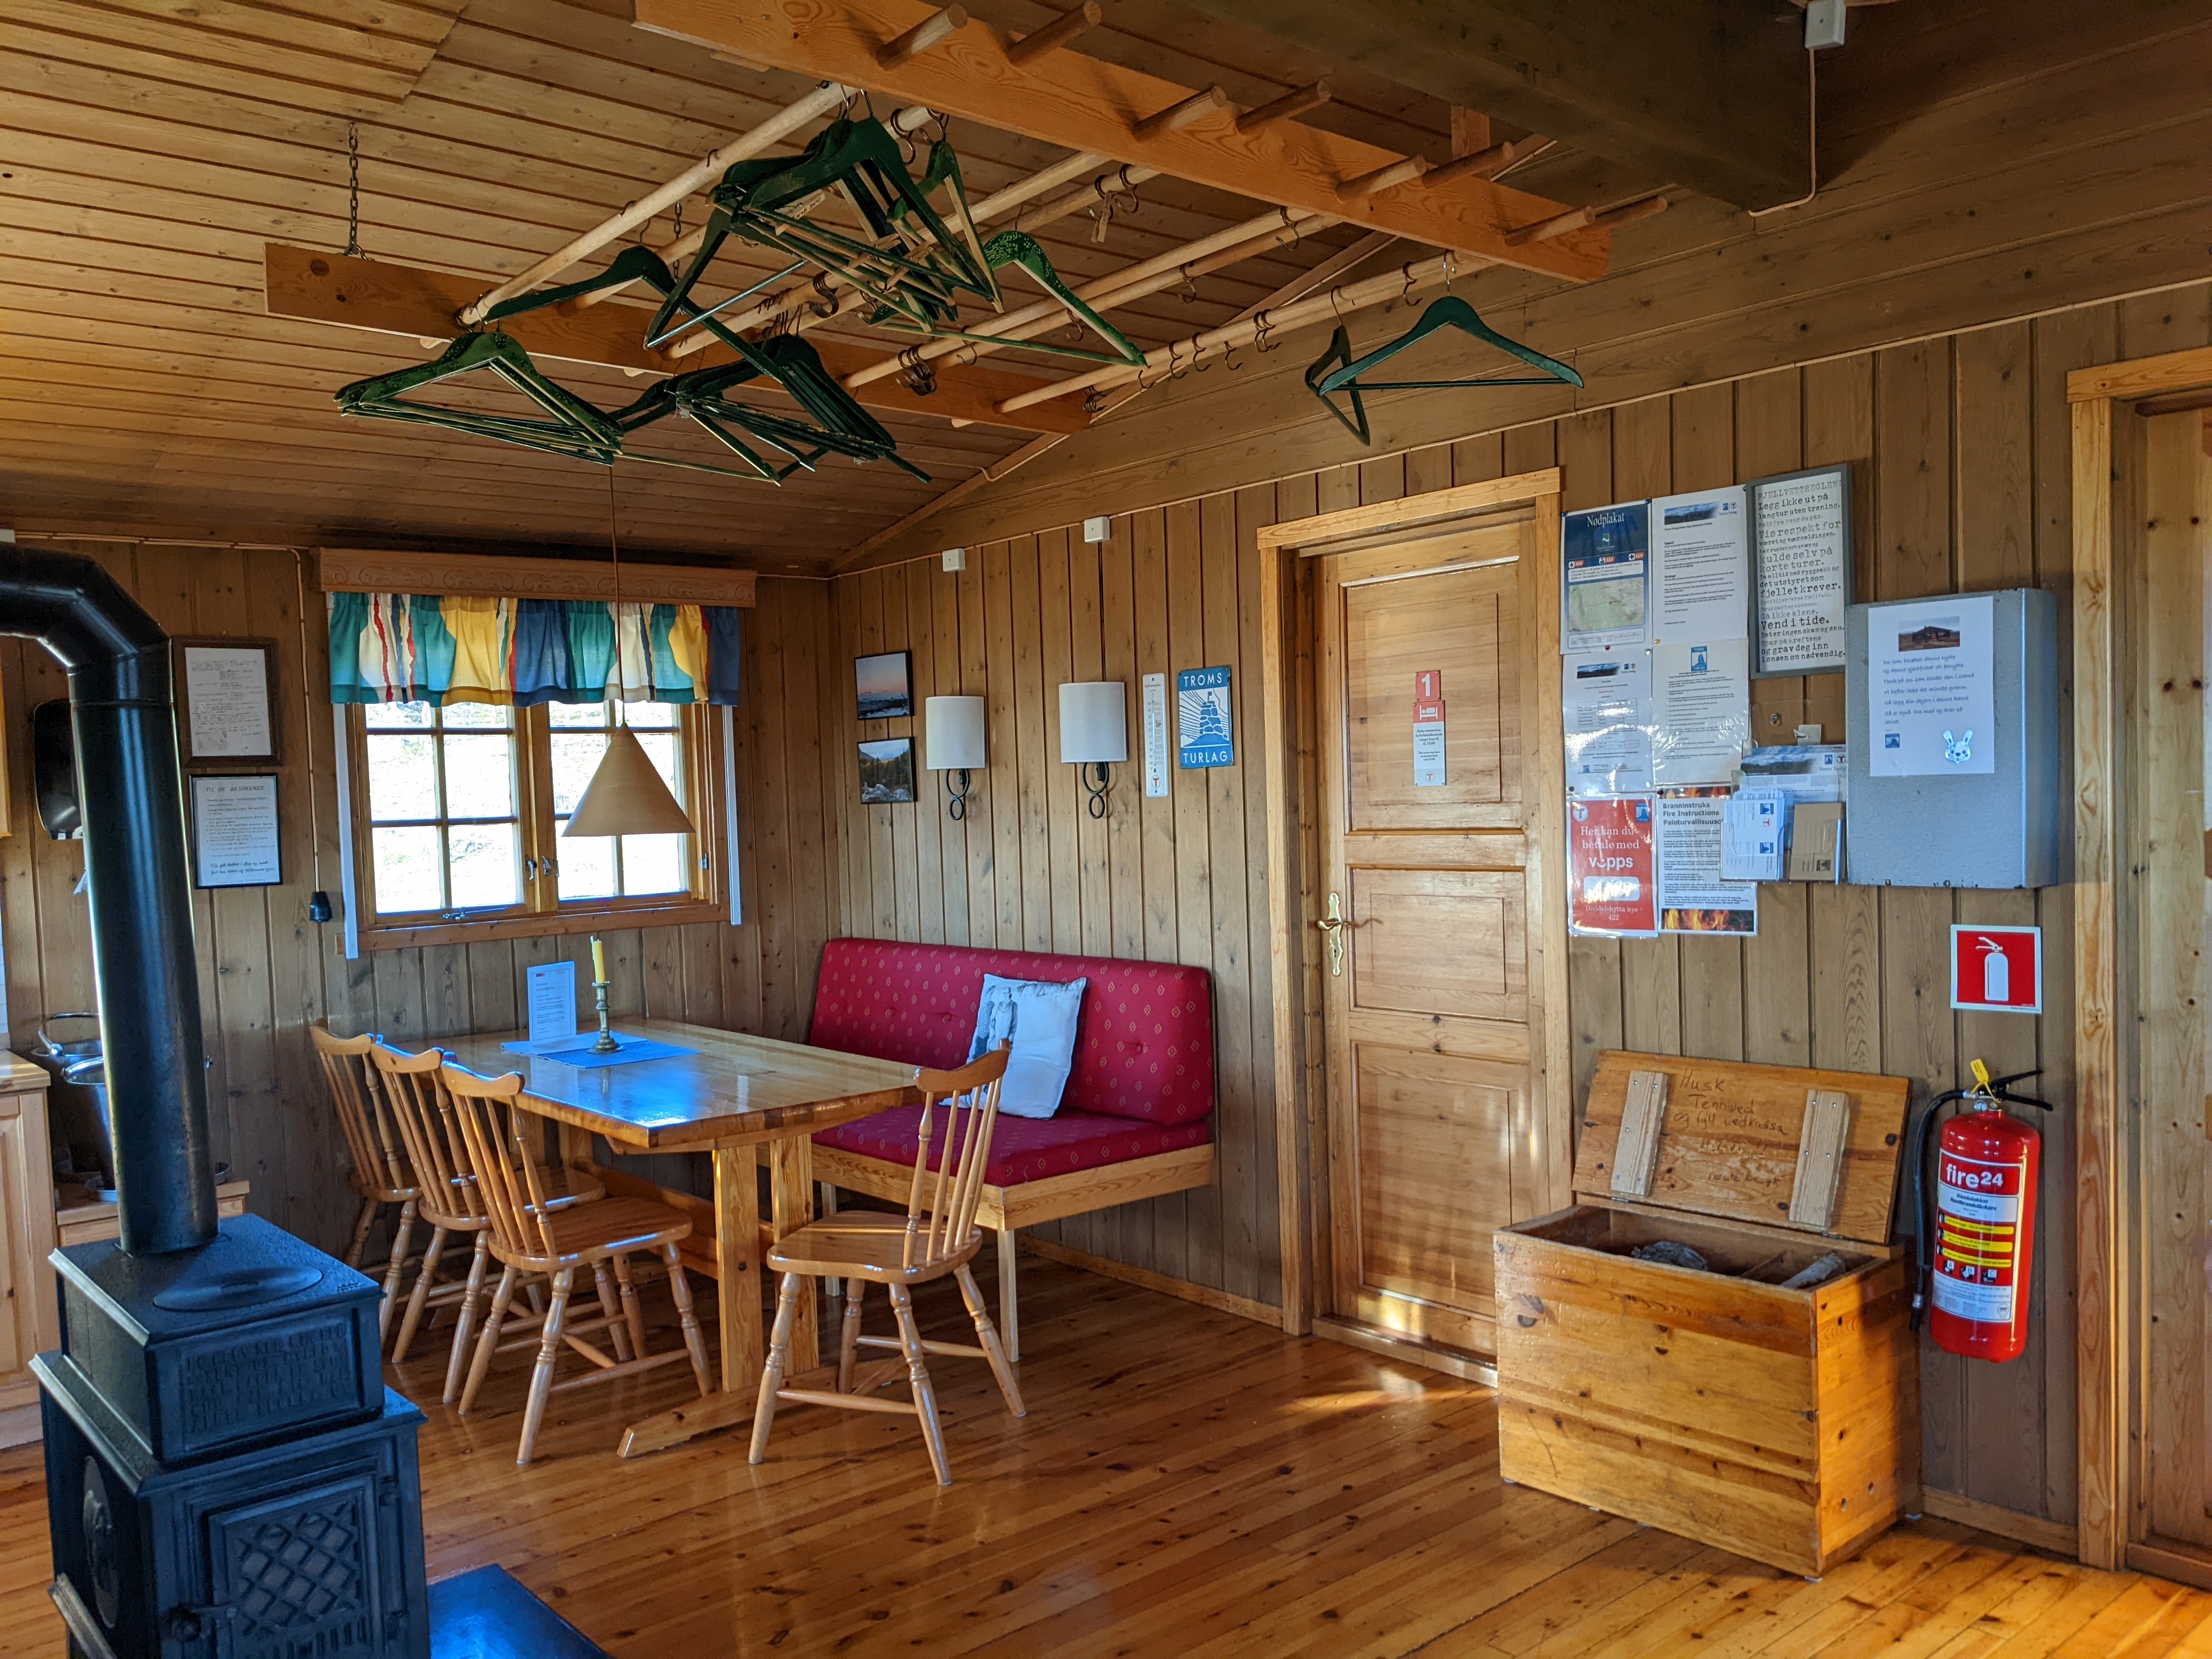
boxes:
[1494,1051,1918,1578]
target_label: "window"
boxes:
[345,699,723,947]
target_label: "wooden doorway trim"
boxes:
[2067,343,2212,1570]
[1254,467,1567,1335]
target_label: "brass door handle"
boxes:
[1312,890,1365,976]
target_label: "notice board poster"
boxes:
[1866,592,1996,776]
[1650,487,1749,644]
[1567,797,1658,936]
[1655,791,1758,935]
[1749,465,1853,675]
[1561,502,1650,652]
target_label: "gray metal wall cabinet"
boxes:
[1843,588,2061,889]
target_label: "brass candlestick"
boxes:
[591,976,619,1053]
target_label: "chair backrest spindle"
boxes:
[439,1064,560,1263]
[312,1022,412,1197]
[370,1041,487,1228]
[901,1044,1008,1272]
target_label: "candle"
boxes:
[590,935,606,983]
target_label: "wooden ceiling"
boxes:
[20,1,2099,572]
[6,0,1572,569]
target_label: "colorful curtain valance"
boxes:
[328,593,741,707]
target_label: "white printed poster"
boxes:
[1867,592,1996,776]
[1650,487,1749,644]
[189,774,281,888]
[1651,638,1750,787]
[1562,650,1652,797]
[1655,792,1757,935]
[526,962,578,1045]
[1561,502,1650,652]
[1750,466,1853,674]
[183,644,274,759]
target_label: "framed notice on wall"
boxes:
[190,773,282,888]
[174,637,281,766]
[1747,465,1853,677]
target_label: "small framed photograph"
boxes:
[190,773,283,888]
[174,637,281,766]
[858,737,917,804]
[855,650,913,720]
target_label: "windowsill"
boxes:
[355,899,724,952]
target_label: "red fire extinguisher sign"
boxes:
[1949,924,2041,1014]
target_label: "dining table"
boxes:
[437,1017,920,1456]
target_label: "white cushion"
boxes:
[966,973,1087,1119]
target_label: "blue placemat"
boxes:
[531,1037,695,1068]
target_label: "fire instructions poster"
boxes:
[1650,487,1749,644]
[1562,650,1652,796]
[1561,502,1650,652]
[1568,797,1658,936]
[1867,592,1995,776]
[1655,792,1758,934]
[1651,637,1750,786]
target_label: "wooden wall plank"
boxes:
[1607,402,1683,1058]
[1202,489,1255,1302]
[1735,369,1814,1071]
[1669,383,1745,1065]
[1039,531,1080,958]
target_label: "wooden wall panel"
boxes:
[0,555,838,1256]
[828,293,2212,1531]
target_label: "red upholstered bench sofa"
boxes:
[807,938,1216,1359]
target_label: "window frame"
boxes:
[342,699,726,951]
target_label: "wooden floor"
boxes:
[5,1260,2212,1657]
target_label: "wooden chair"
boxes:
[369,1042,601,1401]
[750,1045,1024,1487]
[441,1063,713,1467]
[311,1022,417,1339]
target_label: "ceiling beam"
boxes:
[261,245,1090,437]
[1169,0,1812,211]
[629,0,1610,281]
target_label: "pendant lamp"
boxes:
[563,468,696,840]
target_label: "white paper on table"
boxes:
[525,961,578,1044]
[1651,639,1750,787]
[1562,650,1652,796]
[1655,795,1758,932]
[190,774,280,886]
[183,645,273,758]
[1751,467,1852,673]
[1867,592,1996,776]
[1651,487,1749,643]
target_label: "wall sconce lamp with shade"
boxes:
[1058,681,1126,819]
[924,695,986,820]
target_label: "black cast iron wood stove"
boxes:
[3,550,430,1658]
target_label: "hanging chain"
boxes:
[343,123,362,257]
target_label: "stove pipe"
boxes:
[0,548,216,1254]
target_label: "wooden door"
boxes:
[1314,506,1565,1360]
[2134,410,2212,1557]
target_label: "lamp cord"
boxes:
[293,550,324,889]
[608,464,628,728]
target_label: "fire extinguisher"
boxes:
[1907,1058,2052,1364]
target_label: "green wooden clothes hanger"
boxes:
[1304,324,1369,445]
[652,117,999,350]
[335,330,625,462]
[1313,296,1584,396]
[611,336,930,484]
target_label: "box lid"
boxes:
[1572,1050,1913,1245]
